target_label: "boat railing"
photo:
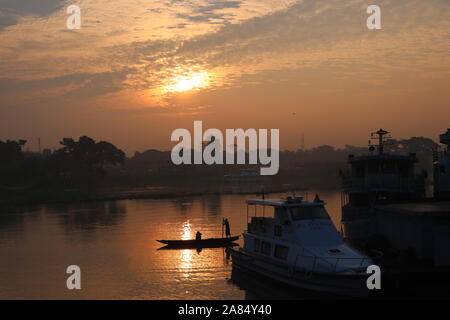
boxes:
[294,247,369,274]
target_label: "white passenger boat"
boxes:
[229,196,374,298]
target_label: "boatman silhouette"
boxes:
[223,218,231,238]
[195,231,202,240]
[314,194,322,203]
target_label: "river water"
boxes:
[0,190,342,299]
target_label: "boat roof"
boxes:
[246,199,325,207]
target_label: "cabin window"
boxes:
[290,206,330,220]
[353,162,365,177]
[399,162,411,178]
[368,160,379,174]
[274,245,289,260]
[261,241,271,255]
[274,225,282,237]
[254,238,260,252]
[275,207,290,225]
[381,160,396,174]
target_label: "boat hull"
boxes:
[230,248,370,298]
[157,236,239,248]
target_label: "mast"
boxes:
[370,129,391,155]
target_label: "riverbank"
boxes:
[0,184,310,207]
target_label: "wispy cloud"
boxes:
[176,0,242,24]
[0,0,449,112]
[0,0,66,30]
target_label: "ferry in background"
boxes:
[340,129,450,268]
[229,196,373,298]
[222,169,272,194]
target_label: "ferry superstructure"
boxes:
[341,129,450,267]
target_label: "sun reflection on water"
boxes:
[178,221,194,277]
[179,249,193,278]
[181,220,192,240]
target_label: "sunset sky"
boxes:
[0,0,449,154]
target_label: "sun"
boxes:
[164,72,210,93]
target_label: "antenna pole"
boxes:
[371,129,390,155]
[379,132,383,155]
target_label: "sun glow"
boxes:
[164,72,210,93]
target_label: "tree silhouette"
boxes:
[50,136,125,184]
[0,139,26,166]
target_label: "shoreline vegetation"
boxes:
[0,135,438,207]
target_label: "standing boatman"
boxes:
[223,218,231,238]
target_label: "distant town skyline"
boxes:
[1,0,449,155]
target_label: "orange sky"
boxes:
[0,0,449,154]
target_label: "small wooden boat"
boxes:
[157,236,239,248]
[158,243,238,251]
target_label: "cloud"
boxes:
[167,23,188,29]
[159,1,449,83]
[0,69,133,109]
[110,105,210,117]
[1,0,449,111]
[0,11,17,29]
[0,0,66,30]
[0,0,65,15]
[176,0,242,23]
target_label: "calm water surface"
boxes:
[0,191,342,299]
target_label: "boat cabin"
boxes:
[241,196,370,274]
[246,197,330,234]
[341,129,425,206]
[246,196,344,246]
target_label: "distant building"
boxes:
[42,149,52,158]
